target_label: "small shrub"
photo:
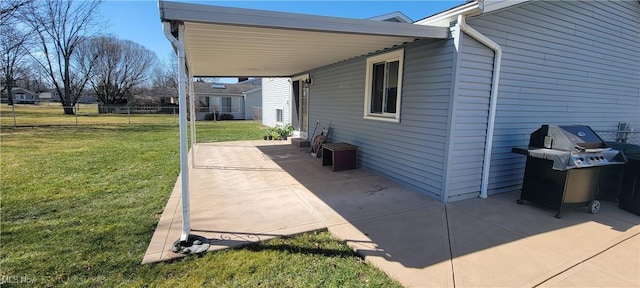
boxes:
[218,114,234,121]
[204,112,218,121]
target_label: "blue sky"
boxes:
[99,0,464,63]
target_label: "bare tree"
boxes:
[0,0,33,105]
[22,0,102,114]
[0,19,32,105]
[0,0,32,23]
[20,60,50,93]
[77,36,157,104]
[152,52,179,92]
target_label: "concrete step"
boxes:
[291,138,310,147]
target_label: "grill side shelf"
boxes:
[511,147,529,156]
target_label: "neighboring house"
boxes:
[262,78,292,127]
[1,88,39,104]
[160,0,640,202]
[41,89,96,104]
[194,80,262,120]
[38,91,52,102]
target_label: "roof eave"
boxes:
[244,87,262,94]
[367,11,413,24]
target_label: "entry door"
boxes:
[293,79,309,139]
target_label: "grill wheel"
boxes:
[589,200,601,214]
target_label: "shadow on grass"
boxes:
[165,229,357,263]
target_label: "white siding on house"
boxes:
[463,0,640,196]
[308,39,454,200]
[262,78,291,127]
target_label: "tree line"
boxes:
[1,0,176,114]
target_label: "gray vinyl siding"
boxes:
[308,39,454,200]
[244,89,262,120]
[464,0,640,195]
[261,78,291,126]
[446,33,494,201]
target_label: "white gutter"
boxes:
[162,21,191,242]
[458,15,502,199]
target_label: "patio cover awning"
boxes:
[157,0,451,247]
[158,1,450,77]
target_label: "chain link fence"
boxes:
[594,122,639,145]
[1,103,181,127]
[595,130,640,146]
[3,103,637,147]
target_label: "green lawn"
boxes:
[0,110,400,287]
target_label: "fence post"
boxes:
[12,105,17,127]
[127,106,131,124]
[75,106,78,126]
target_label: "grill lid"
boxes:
[529,125,606,151]
[514,124,627,170]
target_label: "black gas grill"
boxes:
[512,125,626,218]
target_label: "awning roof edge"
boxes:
[158,1,451,77]
[159,1,449,39]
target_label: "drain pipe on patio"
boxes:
[458,15,502,199]
[162,21,210,254]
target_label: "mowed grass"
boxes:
[0,107,400,287]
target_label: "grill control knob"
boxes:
[589,157,595,161]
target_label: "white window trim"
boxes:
[221,96,241,113]
[275,108,283,124]
[363,49,404,123]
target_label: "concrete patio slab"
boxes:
[537,234,640,287]
[143,140,640,288]
[446,206,572,287]
[329,206,454,288]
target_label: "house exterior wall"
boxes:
[445,31,494,201]
[39,92,52,101]
[244,89,262,120]
[262,78,291,127]
[308,39,455,200]
[451,0,640,199]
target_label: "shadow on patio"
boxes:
[144,140,640,287]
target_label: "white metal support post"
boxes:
[176,24,191,242]
[162,21,209,254]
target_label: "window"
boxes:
[276,108,283,123]
[221,97,240,113]
[364,49,404,122]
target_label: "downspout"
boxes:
[458,15,502,199]
[162,21,191,242]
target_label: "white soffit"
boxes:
[159,1,449,77]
